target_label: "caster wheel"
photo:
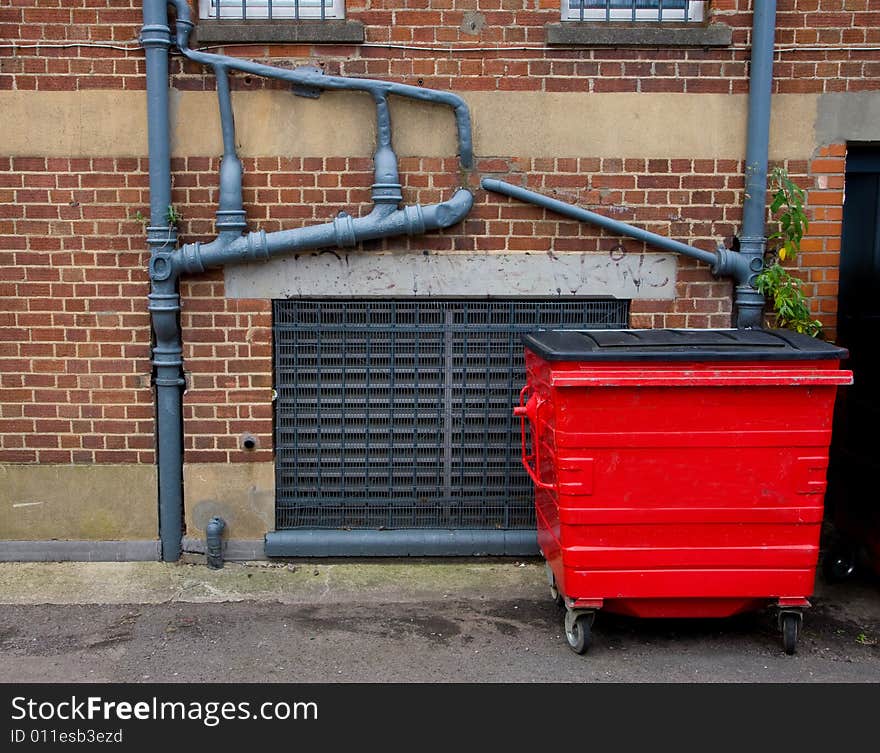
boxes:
[546,563,564,607]
[782,613,800,656]
[564,611,593,655]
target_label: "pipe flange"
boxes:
[154,374,185,388]
[179,242,205,275]
[371,182,404,205]
[216,209,248,233]
[147,292,181,315]
[403,204,426,236]
[246,229,269,262]
[146,225,177,251]
[333,213,357,248]
[139,24,172,48]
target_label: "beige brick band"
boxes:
[1,90,819,160]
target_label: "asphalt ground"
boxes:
[0,559,878,683]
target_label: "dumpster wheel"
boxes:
[546,562,565,608]
[564,610,595,655]
[780,611,802,655]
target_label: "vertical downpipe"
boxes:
[142,0,183,562]
[736,0,778,328]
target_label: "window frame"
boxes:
[198,0,345,22]
[561,1,706,23]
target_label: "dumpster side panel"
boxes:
[523,349,848,619]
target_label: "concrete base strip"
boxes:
[0,561,547,605]
[0,540,160,562]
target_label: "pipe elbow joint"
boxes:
[424,189,474,230]
[712,246,756,286]
[165,0,194,48]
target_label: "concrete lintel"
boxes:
[224,251,678,300]
[193,20,365,45]
[545,22,733,47]
[0,540,160,562]
[816,92,880,147]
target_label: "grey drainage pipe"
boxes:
[737,0,778,328]
[480,177,751,286]
[141,1,183,563]
[143,0,476,561]
[483,3,779,329]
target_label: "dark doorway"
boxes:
[825,145,880,578]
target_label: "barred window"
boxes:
[199,0,345,21]
[563,0,706,22]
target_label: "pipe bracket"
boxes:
[291,65,324,99]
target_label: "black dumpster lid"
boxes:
[521,329,849,362]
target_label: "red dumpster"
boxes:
[514,329,852,655]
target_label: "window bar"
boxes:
[659,0,664,22]
[605,0,610,22]
[268,0,272,20]
[241,0,246,21]
[215,0,220,19]
[632,0,636,23]
[321,0,326,21]
[579,0,584,22]
[294,0,299,21]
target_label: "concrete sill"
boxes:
[545,22,733,47]
[194,20,365,45]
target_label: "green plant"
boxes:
[755,263,822,337]
[165,204,182,226]
[755,166,823,337]
[856,632,876,646]
[767,166,808,262]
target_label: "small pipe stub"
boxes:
[206,516,226,570]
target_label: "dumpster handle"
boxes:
[513,387,555,491]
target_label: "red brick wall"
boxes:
[2,2,879,93]
[1,0,874,467]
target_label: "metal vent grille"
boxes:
[273,299,629,531]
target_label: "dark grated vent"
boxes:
[273,298,629,530]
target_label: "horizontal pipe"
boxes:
[481,178,720,268]
[176,189,474,276]
[264,528,539,557]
